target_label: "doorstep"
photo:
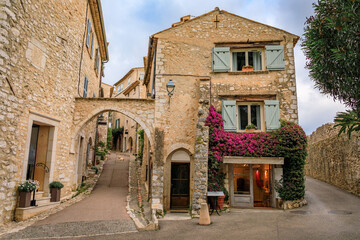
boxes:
[159,212,192,221]
[15,202,60,221]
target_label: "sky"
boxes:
[101,0,347,135]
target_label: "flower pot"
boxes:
[217,196,225,210]
[19,191,31,208]
[245,129,256,133]
[242,68,253,72]
[50,188,61,202]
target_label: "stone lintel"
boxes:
[223,156,284,165]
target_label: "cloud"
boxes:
[101,0,347,135]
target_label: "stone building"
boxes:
[111,67,146,153]
[141,8,299,212]
[0,0,109,223]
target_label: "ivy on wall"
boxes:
[205,106,307,201]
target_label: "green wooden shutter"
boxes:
[90,32,94,58]
[222,100,237,131]
[83,76,88,97]
[212,47,230,72]
[266,45,285,70]
[264,100,281,131]
[86,19,91,48]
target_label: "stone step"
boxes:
[35,191,44,198]
[15,201,60,221]
[35,196,51,206]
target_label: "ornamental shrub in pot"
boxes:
[245,123,257,132]
[18,181,37,207]
[49,181,64,202]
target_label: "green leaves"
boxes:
[334,110,360,138]
[302,0,360,116]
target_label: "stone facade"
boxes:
[0,0,108,224]
[306,123,360,197]
[142,8,299,212]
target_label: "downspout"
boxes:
[151,40,157,99]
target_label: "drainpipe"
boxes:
[151,39,157,99]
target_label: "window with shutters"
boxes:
[237,102,265,131]
[86,19,91,48]
[90,32,94,58]
[83,76,88,98]
[232,49,264,71]
[94,48,99,76]
[222,100,280,132]
[213,45,285,72]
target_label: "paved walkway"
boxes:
[2,152,137,239]
[3,173,360,239]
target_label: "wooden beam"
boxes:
[223,156,284,165]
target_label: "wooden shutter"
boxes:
[83,76,88,97]
[90,33,94,58]
[266,45,285,70]
[86,19,91,48]
[212,47,230,72]
[264,100,281,131]
[222,100,237,131]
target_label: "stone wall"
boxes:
[0,0,106,224]
[306,123,360,197]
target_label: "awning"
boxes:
[223,156,284,165]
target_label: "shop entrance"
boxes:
[230,164,272,208]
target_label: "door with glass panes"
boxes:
[170,163,190,209]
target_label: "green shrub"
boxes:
[137,129,145,164]
[91,166,99,174]
[49,181,64,189]
[107,128,112,149]
[98,141,105,148]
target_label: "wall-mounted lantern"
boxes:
[166,79,175,104]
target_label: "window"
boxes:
[237,102,264,131]
[90,32,94,58]
[212,45,285,72]
[83,76,88,97]
[117,83,123,93]
[94,48,99,76]
[222,100,280,132]
[115,119,120,128]
[232,50,263,71]
[86,19,91,48]
[128,78,131,86]
[139,73,144,80]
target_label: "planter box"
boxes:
[242,68,253,72]
[19,192,31,208]
[245,129,256,133]
[50,188,61,202]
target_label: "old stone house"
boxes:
[0,0,109,223]
[111,67,146,153]
[140,8,299,212]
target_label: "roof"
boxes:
[122,80,140,95]
[89,0,109,61]
[152,8,299,42]
[114,67,144,86]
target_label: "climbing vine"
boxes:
[137,129,145,164]
[205,105,307,201]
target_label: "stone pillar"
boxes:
[192,78,210,212]
[151,128,164,212]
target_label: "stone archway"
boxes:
[71,98,155,154]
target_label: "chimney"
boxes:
[172,15,191,27]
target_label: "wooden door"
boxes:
[34,126,49,191]
[230,164,254,208]
[170,163,190,209]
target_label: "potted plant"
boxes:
[18,181,37,208]
[49,181,64,202]
[242,65,254,72]
[245,123,257,132]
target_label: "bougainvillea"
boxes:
[205,105,307,201]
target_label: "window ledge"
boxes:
[229,70,269,75]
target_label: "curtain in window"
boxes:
[232,53,238,71]
[253,52,262,71]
